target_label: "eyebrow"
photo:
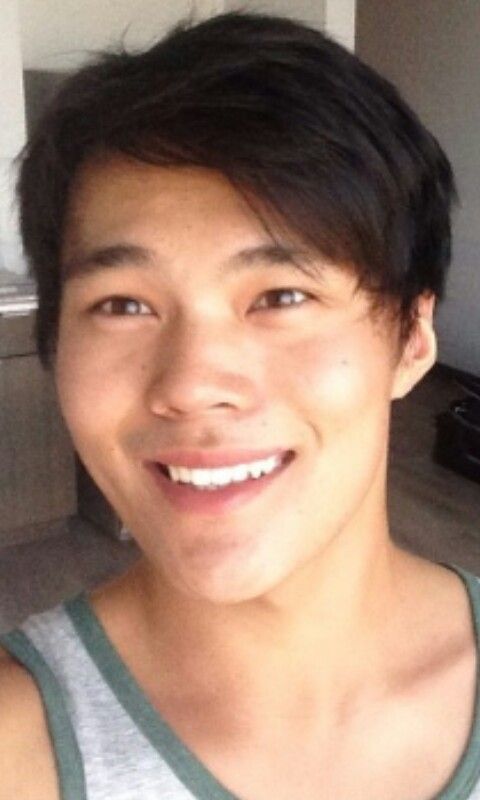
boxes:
[61,241,319,281]
[62,243,154,280]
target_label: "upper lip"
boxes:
[146,448,293,469]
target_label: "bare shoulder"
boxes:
[0,647,59,800]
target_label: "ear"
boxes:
[391,293,437,400]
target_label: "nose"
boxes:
[145,317,261,420]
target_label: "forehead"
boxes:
[63,156,272,259]
[61,155,356,295]
[68,156,245,214]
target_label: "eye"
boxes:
[253,288,311,311]
[92,296,154,316]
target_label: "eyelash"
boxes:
[253,288,311,310]
[91,288,312,317]
[92,297,153,316]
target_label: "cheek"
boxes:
[54,327,140,446]
[266,331,387,420]
[54,332,144,504]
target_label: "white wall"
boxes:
[324,0,355,50]
[1,0,26,157]
[0,0,26,273]
[224,0,325,29]
[356,0,480,375]
[19,0,224,71]
[224,1,356,48]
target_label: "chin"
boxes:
[159,545,285,605]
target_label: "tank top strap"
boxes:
[0,627,87,800]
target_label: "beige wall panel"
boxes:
[0,353,76,539]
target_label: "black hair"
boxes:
[17,10,457,367]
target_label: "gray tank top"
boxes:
[2,562,480,800]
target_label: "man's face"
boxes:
[56,156,409,603]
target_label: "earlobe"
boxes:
[391,294,437,400]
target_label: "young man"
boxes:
[1,11,479,800]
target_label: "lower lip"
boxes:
[145,455,293,514]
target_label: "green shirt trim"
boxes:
[65,561,480,800]
[0,628,87,800]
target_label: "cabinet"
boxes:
[0,279,76,544]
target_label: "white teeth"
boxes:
[212,469,232,486]
[231,465,249,483]
[164,453,283,489]
[177,467,191,484]
[168,466,182,483]
[191,469,211,487]
[249,462,263,479]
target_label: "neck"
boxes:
[103,519,416,722]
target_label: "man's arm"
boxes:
[0,649,59,800]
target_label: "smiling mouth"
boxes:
[155,451,295,491]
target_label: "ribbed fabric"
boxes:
[2,561,480,800]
